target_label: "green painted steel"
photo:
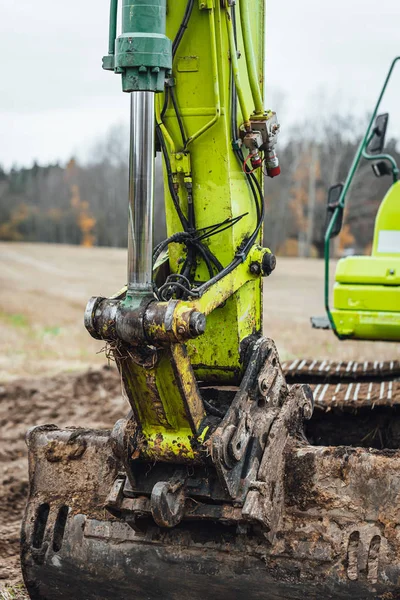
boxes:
[108,0,118,56]
[160,0,266,381]
[335,255,400,285]
[103,0,172,92]
[330,181,400,339]
[334,283,400,312]
[324,56,400,340]
[329,309,400,341]
[372,180,400,256]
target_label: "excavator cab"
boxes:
[313,59,400,340]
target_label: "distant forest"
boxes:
[1,115,398,257]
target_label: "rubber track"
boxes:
[282,359,400,408]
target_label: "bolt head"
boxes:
[259,378,269,395]
[189,311,206,337]
[262,252,277,276]
[250,262,261,275]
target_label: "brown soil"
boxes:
[0,367,125,589]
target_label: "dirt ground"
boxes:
[0,242,399,595]
[0,367,125,594]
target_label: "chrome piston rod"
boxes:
[127,91,155,292]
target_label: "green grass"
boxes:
[0,312,29,328]
[41,326,61,337]
[0,584,28,600]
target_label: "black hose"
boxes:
[172,0,195,57]
[170,86,188,146]
[156,125,189,231]
[161,0,195,118]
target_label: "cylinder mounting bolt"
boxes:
[262,253,277,276]
[189,312,206,337]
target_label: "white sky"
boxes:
[1,0,400,168]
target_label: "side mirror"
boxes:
[326,183,344,238]
[367,113,389,154]
[372,160,392,177]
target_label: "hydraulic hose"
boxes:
[238,0,264,116]
[225,1,251,129]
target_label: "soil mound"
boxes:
[0,367,124,585]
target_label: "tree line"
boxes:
[1,115,398,257]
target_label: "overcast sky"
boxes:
[1,0,400,169]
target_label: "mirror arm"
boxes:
[362,146,399,183]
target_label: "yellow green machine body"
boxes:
[322,57,400,341]
[161,0,265,381]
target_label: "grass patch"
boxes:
[41,326,61,337]
[0,312,29,328]
[0,583,28,600]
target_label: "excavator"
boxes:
[312,55,400,342]
[21,2,400,599]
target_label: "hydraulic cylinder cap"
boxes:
[103,0,172,92]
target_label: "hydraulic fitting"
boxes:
[250,112,281,177]
[265,149,281,178]
[243,131,263,171]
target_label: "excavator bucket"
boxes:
[21,353,400,600]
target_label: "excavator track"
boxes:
[283,359,400,407]
[283,358,400,382]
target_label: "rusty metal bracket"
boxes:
[207,337,288,501]
[243,383,314,543]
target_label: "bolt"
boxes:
[250,262,261,275]
[300,384,314,420]
[177,326,186,335]
[262,252,276,276]
[259,378,269,395]
[188,311,206,337]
